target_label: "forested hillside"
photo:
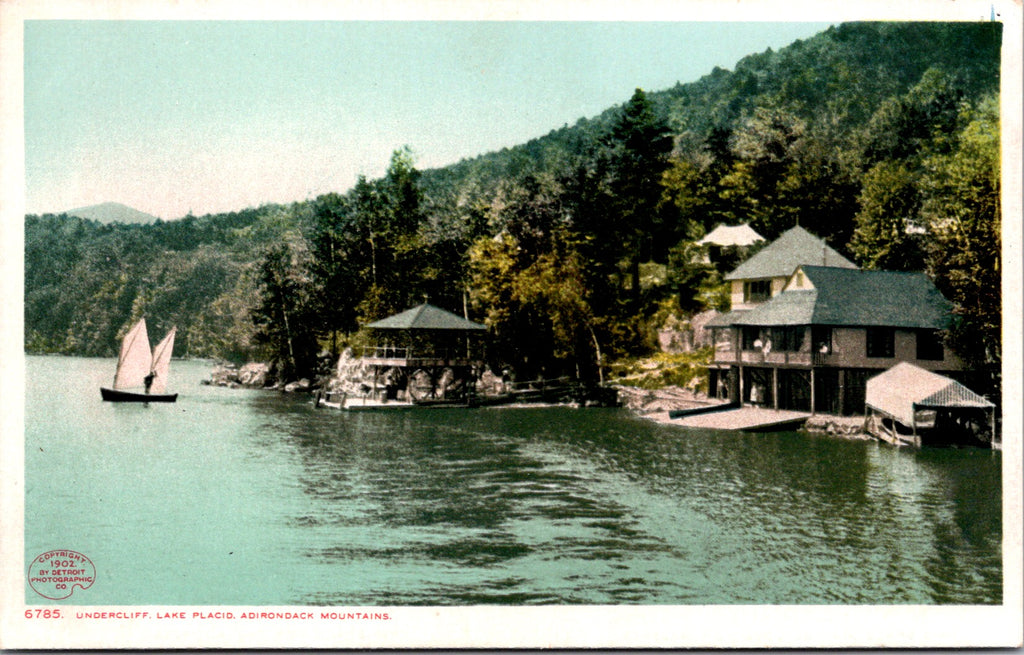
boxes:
[25,22,1003,393]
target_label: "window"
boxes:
[743,280,771,303]
[812,326,832,354]
[772,327,805,352]
[866,327,895,358]
[742,326,761,350]
[917,329,944,361]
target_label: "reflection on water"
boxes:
[25,356,1001,605]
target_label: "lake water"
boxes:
[24,355,1002,605]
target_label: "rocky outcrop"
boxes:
[615,384,717,415]
[284,378,312,393]
[238,363,270,387]
[804,415,871,439]
[205,362,272,389]
[326,348,375,397]
[657,310,719,353]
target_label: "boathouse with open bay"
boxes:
[706,227,965,416]
[864,362,996,447]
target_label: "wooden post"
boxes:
[810,368,816,415]
[990,407,997,446]
[838,369,846,416]
[772,368,779,410]
[739,366,745,407]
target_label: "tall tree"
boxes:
[308,192,368,350]
[251,242,320,381]
[919,94,1000,394]
[606,88,674,309]
[849,161,926,270]
[356,147,429,320]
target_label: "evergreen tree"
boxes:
[606,88,674,309]
[251,242,320,381]
[308,192,367,351]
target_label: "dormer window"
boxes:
[743,280,771,303]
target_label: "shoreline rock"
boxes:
[614,384,718,415]
[803,415,872,440]
[205,367,870,439]
[205,362,315,392]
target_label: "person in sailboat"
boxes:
[144,372,155,394]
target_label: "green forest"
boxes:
[24,22,1003,396]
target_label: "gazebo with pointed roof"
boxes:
[362,303,487,371]
[366,303,487,332]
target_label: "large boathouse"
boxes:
[706,227,964,416]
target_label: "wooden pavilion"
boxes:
[356,303,488,403]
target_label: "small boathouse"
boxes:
[865,363,997,447]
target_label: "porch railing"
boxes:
[358,346,477,366]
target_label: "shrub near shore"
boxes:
[608,349,711,392]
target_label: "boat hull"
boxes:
[100,387,178,403]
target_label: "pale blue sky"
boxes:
[25,21,833,219]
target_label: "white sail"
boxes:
[149,327,176,395]
[113,319,152,390]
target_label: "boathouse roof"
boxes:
[730,266,953,329]
[696,223,764,248]
[724,226,856,281]
[866,363,993,427]
[365,303,487,331]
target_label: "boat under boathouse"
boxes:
[865,363,996,447]
[325,303,488,406]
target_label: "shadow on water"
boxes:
[911,447,1003,603]
[245,397,1001,605]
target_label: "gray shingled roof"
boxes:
[705,309,751,328]
[365,303,488,331]
[866,363,993,426]
[724,226,857,281]
[731,266,953,329]
[733,290,818,326]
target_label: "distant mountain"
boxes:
[25,21,1002,370]
[65,202,160,224]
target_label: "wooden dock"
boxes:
[670,406,811,432]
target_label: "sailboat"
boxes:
[100,318,178,402]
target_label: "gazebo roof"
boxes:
[365,303,487,331]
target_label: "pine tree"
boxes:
[606,88,673,310]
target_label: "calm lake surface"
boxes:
[24,355,1002,605]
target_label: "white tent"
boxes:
[696,224,764,248]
